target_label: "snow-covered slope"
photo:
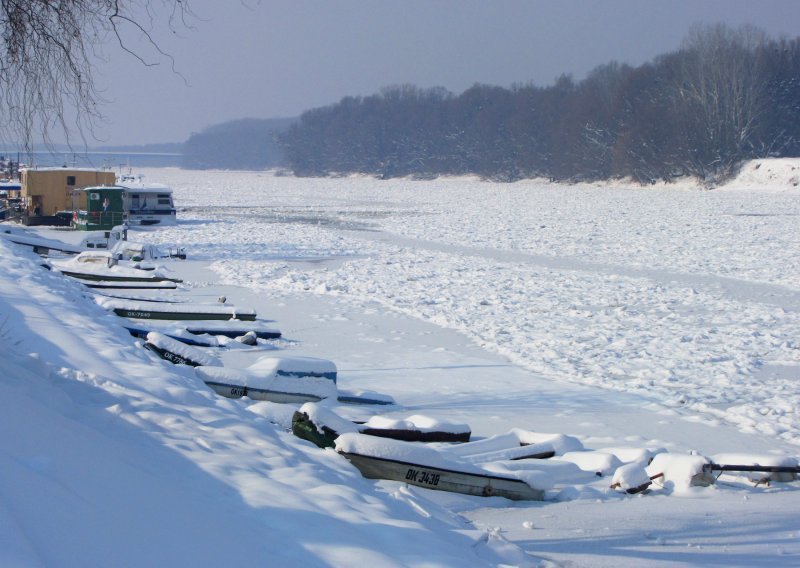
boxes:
[0,242,497,567]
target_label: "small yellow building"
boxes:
[21,168,115,216]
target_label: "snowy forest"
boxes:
[278,25,800,183]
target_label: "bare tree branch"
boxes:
[0,0,190,153]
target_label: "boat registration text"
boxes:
[405,468,441,486]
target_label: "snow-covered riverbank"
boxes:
[1,161,799,566]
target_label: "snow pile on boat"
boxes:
[145,331,221,367]
[646,453,714,491]
[298,401,361,435]
[442,429,583,464]
[95,296,256,319]
[363,414,470,435]
[196,356,338,402]
[611,463,653,493]
[49,251,177,281]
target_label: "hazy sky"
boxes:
[91,0,800,146]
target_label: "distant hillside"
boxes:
[182,117,295,170]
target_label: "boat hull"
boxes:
[204,381,324,404]
[144,342,204,367]
[114,308,256,321]
[61,270,181,283]
[339,451,545,501]
[85,280,178,289]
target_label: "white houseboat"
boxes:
[117,173,177,226]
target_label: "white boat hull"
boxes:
[339,451,545,501]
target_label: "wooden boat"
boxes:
[196,356,338,403]
[96,297,257,321]
[335,433,546,501]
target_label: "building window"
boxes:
[66,176,76,186]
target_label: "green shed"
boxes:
[72,186,126,231]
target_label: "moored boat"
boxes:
[82,280,178,290]
[96,297,256,321]
[184,322,280,339]
[49,251,182,283]
[117,173,177,226]
[292,403,470,449]
[123,323,221,347]
[144,332,221,367]
[196,356,338,403]
[335,433,549,501]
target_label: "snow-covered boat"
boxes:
[95,296,256,321]
[82,280,178,290]
[706,453,800,483]
[124,323,221,347]
[335,433,549,501]
[49,251,182,283]
[184,322,280,339]
[117,173,177,226]
[1,224,128,255]
[144,332,221,367]
[195,356,338,403]
[292,403,470,448]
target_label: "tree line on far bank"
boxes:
[278,24,800,184]
[181,117,294,170]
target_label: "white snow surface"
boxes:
[1,161,800,566]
